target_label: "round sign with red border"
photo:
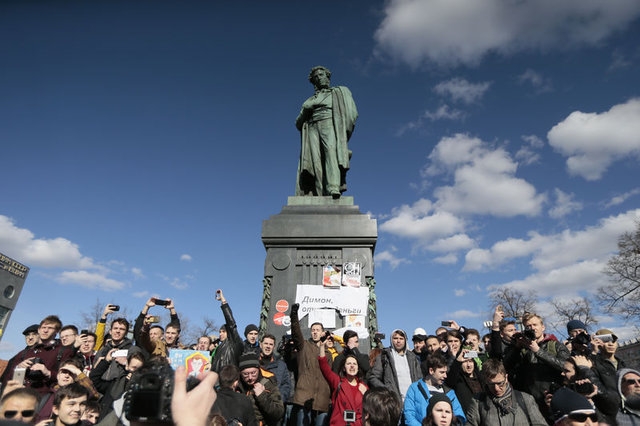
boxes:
[275,299,289,313]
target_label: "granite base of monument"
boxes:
[260,196,378,351]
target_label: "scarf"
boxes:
[491,384,515,416]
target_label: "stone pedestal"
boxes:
[261,196,378,350]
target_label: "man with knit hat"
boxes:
[237,352,285,426]
[367,329,421,402]
[244,324,261,355]
[617,368,640,425]
[550,387,598,425]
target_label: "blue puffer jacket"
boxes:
[403,380,466,426]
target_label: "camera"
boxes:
[569,332,592,356]
[343,410,356,423]
[125,359,198,423]
[320,331,332,342]
[570,381,595,395]
[26,358,45,381]
[523,328,536,340]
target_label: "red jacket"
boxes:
[318,356,368,426]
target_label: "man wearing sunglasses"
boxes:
[617,368,640,425]
[0,387,39,423]
[550,387,598,426]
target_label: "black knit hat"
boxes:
[238,352,260,371]
[550,388,595,423]
[427,393,452,418]
[244,324,259,337]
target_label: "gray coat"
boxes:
[367,335,421,400]
[466,390,547,426]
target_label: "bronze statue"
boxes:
[295,66,358,198]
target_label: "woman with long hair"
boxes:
[318,339,368,425]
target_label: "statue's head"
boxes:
[308,66,331,89]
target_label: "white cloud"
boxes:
[454,289,466,297]
[374,0,640,67]
[374,249,410,269]
[0,215,97,270]
[604,188,640,208]
[180,254,192,262]
[57,270,125,291]
[428,134,546,216]
[433,78,491,104]
[518,69,552,93]
[548,98,640,180]
[169,278,189,290]
[379,199,465,241]
[515,135,544,165]
[446,309,480,319]
[131,267,145,279]
[132,291,149,298]
[434,253,458,264]
[428,234,475,252]
[549,189,583,219]
[425,105,464,121]
[465,209,640,272]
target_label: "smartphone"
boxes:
[441,321,452,327]
[12,367,26,385]
[597,334,613,343]
[215,290,222,301]
[464,350,479,359]
[148,316,161,323]
[80,329,89,335]
[153,299,170,306]
[113,349,129,358]
[110,304,121,311]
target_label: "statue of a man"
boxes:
[295,66,358,198]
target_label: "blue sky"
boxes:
[1,1,640,356]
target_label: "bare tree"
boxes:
[488,287,538,320]
[547,297,598,338]
[77,298,134,334]
[178,316,218,346]
[599,221,640,322]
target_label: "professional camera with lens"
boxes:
[124,359,199,424]
[570,331,592,356]
[124,361,174,423]
[26,358,45,382]
[523,328,536,341]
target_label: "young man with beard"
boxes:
[617,368,640,425]
[289,303,332,426]
[259,333,292,404]
[466,359,546,426]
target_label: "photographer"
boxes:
[503,312,570,418]
[559,355,620,424]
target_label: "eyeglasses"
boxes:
[3,410,35,419]
[488,378,508,388]
[567,412,598,422]
[623,378,640,386]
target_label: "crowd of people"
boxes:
[0,292,638,426]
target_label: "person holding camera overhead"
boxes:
[135,297,183,357]
[317,332,368,426]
